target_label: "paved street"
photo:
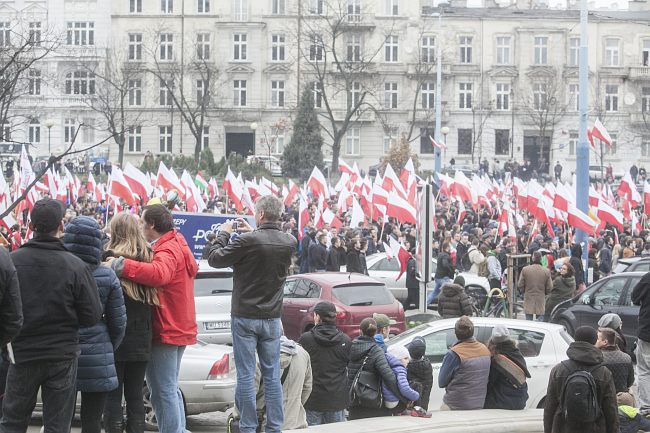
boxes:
[26,412,229,433]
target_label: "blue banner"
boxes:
[172,212,256,260]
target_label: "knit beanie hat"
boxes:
[407,336,426,360]
[388,345,410,361]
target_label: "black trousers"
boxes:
[402,286,419,310]
[80,391,108,433]
[103,361,148,433]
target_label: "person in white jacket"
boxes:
[467,239,486,275]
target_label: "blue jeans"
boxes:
[0,358,78,433]
[427,277,451,304]
[525,314,545,322]
[232,316,283,433]
[146,344,186,433]
[306,409,345,425]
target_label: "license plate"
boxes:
[204,321,230,330]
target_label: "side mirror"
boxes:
[581,295,591,305]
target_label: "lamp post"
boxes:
[432,3,449,174]
[576,0,590,274]
[441,126,450,165]
[250,122,258,158]
[44,119,55,156]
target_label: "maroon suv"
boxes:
[281,272,405,341]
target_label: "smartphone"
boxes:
[232,221,238,231]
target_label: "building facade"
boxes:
[4,0,650,175]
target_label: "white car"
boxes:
[194,260,233,344]
[386,317,572,410]
[246,154,282,177]
[365,252,490,304]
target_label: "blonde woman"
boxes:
[103,213,159,433]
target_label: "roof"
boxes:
[425,316,566,332]
[426,6,650,21]
[289,272,384,287]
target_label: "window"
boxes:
[286,279,322,298]
[233,33,247,60]
[159,126,173,153]
[272,0,285,14]
[496,36,511,65]
[130,0,142,12]
[161,0,173,13]
[233,0,248,21]
[384,82,398,109]
[271,80,285,107]
[533,83,547,110]
[459,82,472,109]
[347,82,361,108]
[495,129,509,155]
[384,35,399,62]
[159,33,173,60]
[495,83,509,110]
[383,127,398,153]
[385,0,399,15]
[64,119,76,144]
[569,37,580,66]
[309,35,324,61]
[312,81,323,108]
[644,139,650,158]
[128,79,142,106]
[28,120,40,144]
[271,34,285,61]
[28,22,41,45]
[28,70,41,96]
[605,84,618,112]
[159,78,173,106]
[0,23,9,47]
[346,127,360,155]
[66,22,94,46]
[347,33,361,62]
[422,328,458,363]
[347,0,361,22]
[584,277,627,306]
[420,127,435,154]
[128,33,143,61]
[569,132,578,156]
[458,128,472,154]
[421,82,435,109]
[534,36,548,65]
[197,79,209,106]
[196,33,210,60]
[422,36,435,63]
[65,71,95,95]
[644,39,650,66]
[568,83,579,111]
[128,126,141,152]
[198,0,210,13]
[480,328,545,358]
[201,126,210,150]
[309,0,325,15]
[624,276,644,305]
[234,80,247,106]
[643,87,650,113]
[459,36,472,64]
[272,133,284,154]
[605,38,620,66]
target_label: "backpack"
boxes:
[478,259,489,278]
[460,252,472,272]
[560,360,602,424]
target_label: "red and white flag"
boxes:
[156,162,185,197]
[451,171,473,203]
[457,199,467,225]
[350,196,365,229]
[108,167,136,206]
[389,237,411,281]
[297,195,310,240]
[592,118,612,148]
[568,204,598,235]
[124,162,152,202]
[597,200,624,231]
[386,190,417,224]
[284,179,300,207]
[223,167,243,211]
[307,166,328,198]
[429,135,447,150]
[644,182,650,214]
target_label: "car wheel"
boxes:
[143,383,187,431]
[559,318,575,336]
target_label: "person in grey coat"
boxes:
[63,216,126,433]
[518,251,553,321]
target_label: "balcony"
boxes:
[630,111,650,125]
[15,95,93,108]
[406,62,450,78]
[332,109,375,122]
[450,64,481,75]
[338,13,376,30]
[629,66,650,80]
[56,46,107,60]
[599,66,628,78]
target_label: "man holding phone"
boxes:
[206,196,297,433]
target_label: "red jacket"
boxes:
[122,230,198,346]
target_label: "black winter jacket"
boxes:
[437,284,473,319]
[632,272,650,343]
[435,251,455,280]
[484,340,530,410]
[346,250,362,274]
[63,216,126,393]
[600,347,634,393]
[308,242,327,272]
[406,358,433,410]
[543,341,619,433]
[326,247,340,272]
[0,246,22,345]
[346,336,400,408]
[208,223,297,319]
[10,235,102,363]
[406,257,418,289]
[299,324,351,412]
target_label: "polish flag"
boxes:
[284,180,300,207]
[429,135,446,150]
[587,128,596,151]
[124,162,152,202]
[644,182,650,214]
[382,163,407,198]
[156,162,185,197]
[339,158,355,175]
[297,195,310,240]
[322,207,343,229]
[350,196,365,229]
[389,237,411,281]
[457,199,467,225]
[307,166,328,198]
[87,172,100,202]
[181,170,206,213]
[109,167,136,206]
[371,181,389,217]
[208,178,219,199]
[568,204,598,235]
[451,171,473,203]
[400,158,416,191]
[553,182,572,213]
[592,118,612,148]
[436,173,454,196]
[386,190,417,224]
[223,167,243,211]
[589,185,601,207]
[597,200,624,231]
[337,187,352,214]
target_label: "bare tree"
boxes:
[146,26,222,162]
[470,100,494,164]
[298,0,394,174]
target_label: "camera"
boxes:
[232,221,238,231]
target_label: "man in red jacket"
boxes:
[110,204,198,433]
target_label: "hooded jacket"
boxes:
[545,275,576,317]
[63,216,126,393]
[407,357,433,410]
[0,246,22,345]
[632,272,650,343]
[346,336,400,408]
[569,244,585,287]
[484,340,531,410]
[382,353,419,403]
[437,284,473,319]
[298,324,351,412]
[543,341,619,433]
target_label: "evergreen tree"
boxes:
[282,86,323,180]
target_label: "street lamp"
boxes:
[44,119,55,156]
[431,3,449,174]
[441,126,450,165]
[250,122,258,159]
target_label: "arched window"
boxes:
[65,70,95,95]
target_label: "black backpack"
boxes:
[560,361,602,424]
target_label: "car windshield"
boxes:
[613,263,630,274]
[332,284,394,306]
[194,273,233,296]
